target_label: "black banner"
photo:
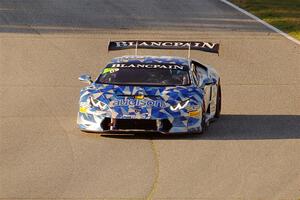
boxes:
[109,63,189,70]
[108,40,219,54]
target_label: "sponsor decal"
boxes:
[102,67,119,74]
[108,40,220,53]
[114,98,165,107]
[110,63,187,70]
[121,113,150,119]
[170,100,190,111]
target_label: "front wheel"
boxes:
[215,81,222,118]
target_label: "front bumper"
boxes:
[77,112,202,134]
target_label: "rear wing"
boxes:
[108,40,220,54]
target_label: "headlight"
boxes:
[89,96,109,110]
[170,99,189,111]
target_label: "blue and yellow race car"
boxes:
[77,41,221,134]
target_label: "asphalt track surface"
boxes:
[0,0,300,199]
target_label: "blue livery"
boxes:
[77,55,221,134]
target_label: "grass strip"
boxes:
[230,0,300,40]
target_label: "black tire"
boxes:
[215,81,222,118]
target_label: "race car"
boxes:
[77,40,221,134]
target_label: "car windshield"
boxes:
[96,63,190,86]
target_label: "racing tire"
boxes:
[215,81,222,118]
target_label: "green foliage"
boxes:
[230,0,300,40]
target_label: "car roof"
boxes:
[110,55,190,66]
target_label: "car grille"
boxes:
[101,118,173,132]
[101,118,157,131]
[115,119,157,130]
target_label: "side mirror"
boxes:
[79,74,93,84]
[200,78,215,88]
